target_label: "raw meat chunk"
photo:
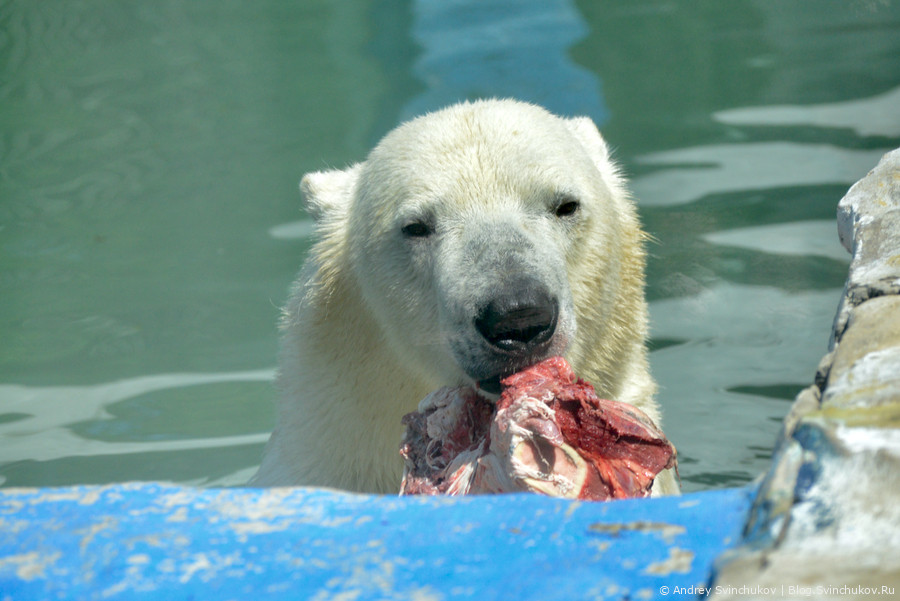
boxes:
[400,357,676,500]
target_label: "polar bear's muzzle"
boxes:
[473,282,559,394]
[460,278,562,394]
[474,280,558,355]
[440,220,574,394]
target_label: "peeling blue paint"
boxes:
[0,484,753,600]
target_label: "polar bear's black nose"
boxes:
[475,284,559,354]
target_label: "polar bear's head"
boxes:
[300,100,638,395]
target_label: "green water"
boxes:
[2,0,899,491]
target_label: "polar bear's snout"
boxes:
[474,280,558,354]
[440,219,577,394]
[467,278,568,394]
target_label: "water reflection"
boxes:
[404,0,607,122]
[268,220,316,241]
[0,370,273,486]
[703,220,849,262]
[649,284,842,489]
[633,143,888,207]
[714,85,900,138]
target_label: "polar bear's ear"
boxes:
[299,164,361,222]
[564,117,626,194]
[563,116,611,164]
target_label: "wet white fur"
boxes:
[252,100,678,495]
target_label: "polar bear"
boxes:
[252,99,678,495]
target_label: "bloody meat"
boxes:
[399,356,676,500]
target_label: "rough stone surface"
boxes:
[832,147,900,344]
[825,295,900,409]
[836,147,899,257]
[711,147,900,600]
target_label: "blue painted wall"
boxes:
[1,484,753,600]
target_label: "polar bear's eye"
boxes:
[401,221,434,238]
[554,197,580,218]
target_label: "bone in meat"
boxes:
[399,356,676,500]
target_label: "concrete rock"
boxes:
[825,295,900,409]
[833,148,900,344]
[837,147,899,256]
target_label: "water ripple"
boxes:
[633,142,888,206]
[0,369,274,464]
[714,85,900,137]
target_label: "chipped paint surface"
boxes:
[588,520,687,543]
[644,548,694,575]
[0,551,61,581]
[0,483,753,600]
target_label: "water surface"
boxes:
[2,0,899,491]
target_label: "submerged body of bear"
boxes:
[252,99,679,496]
